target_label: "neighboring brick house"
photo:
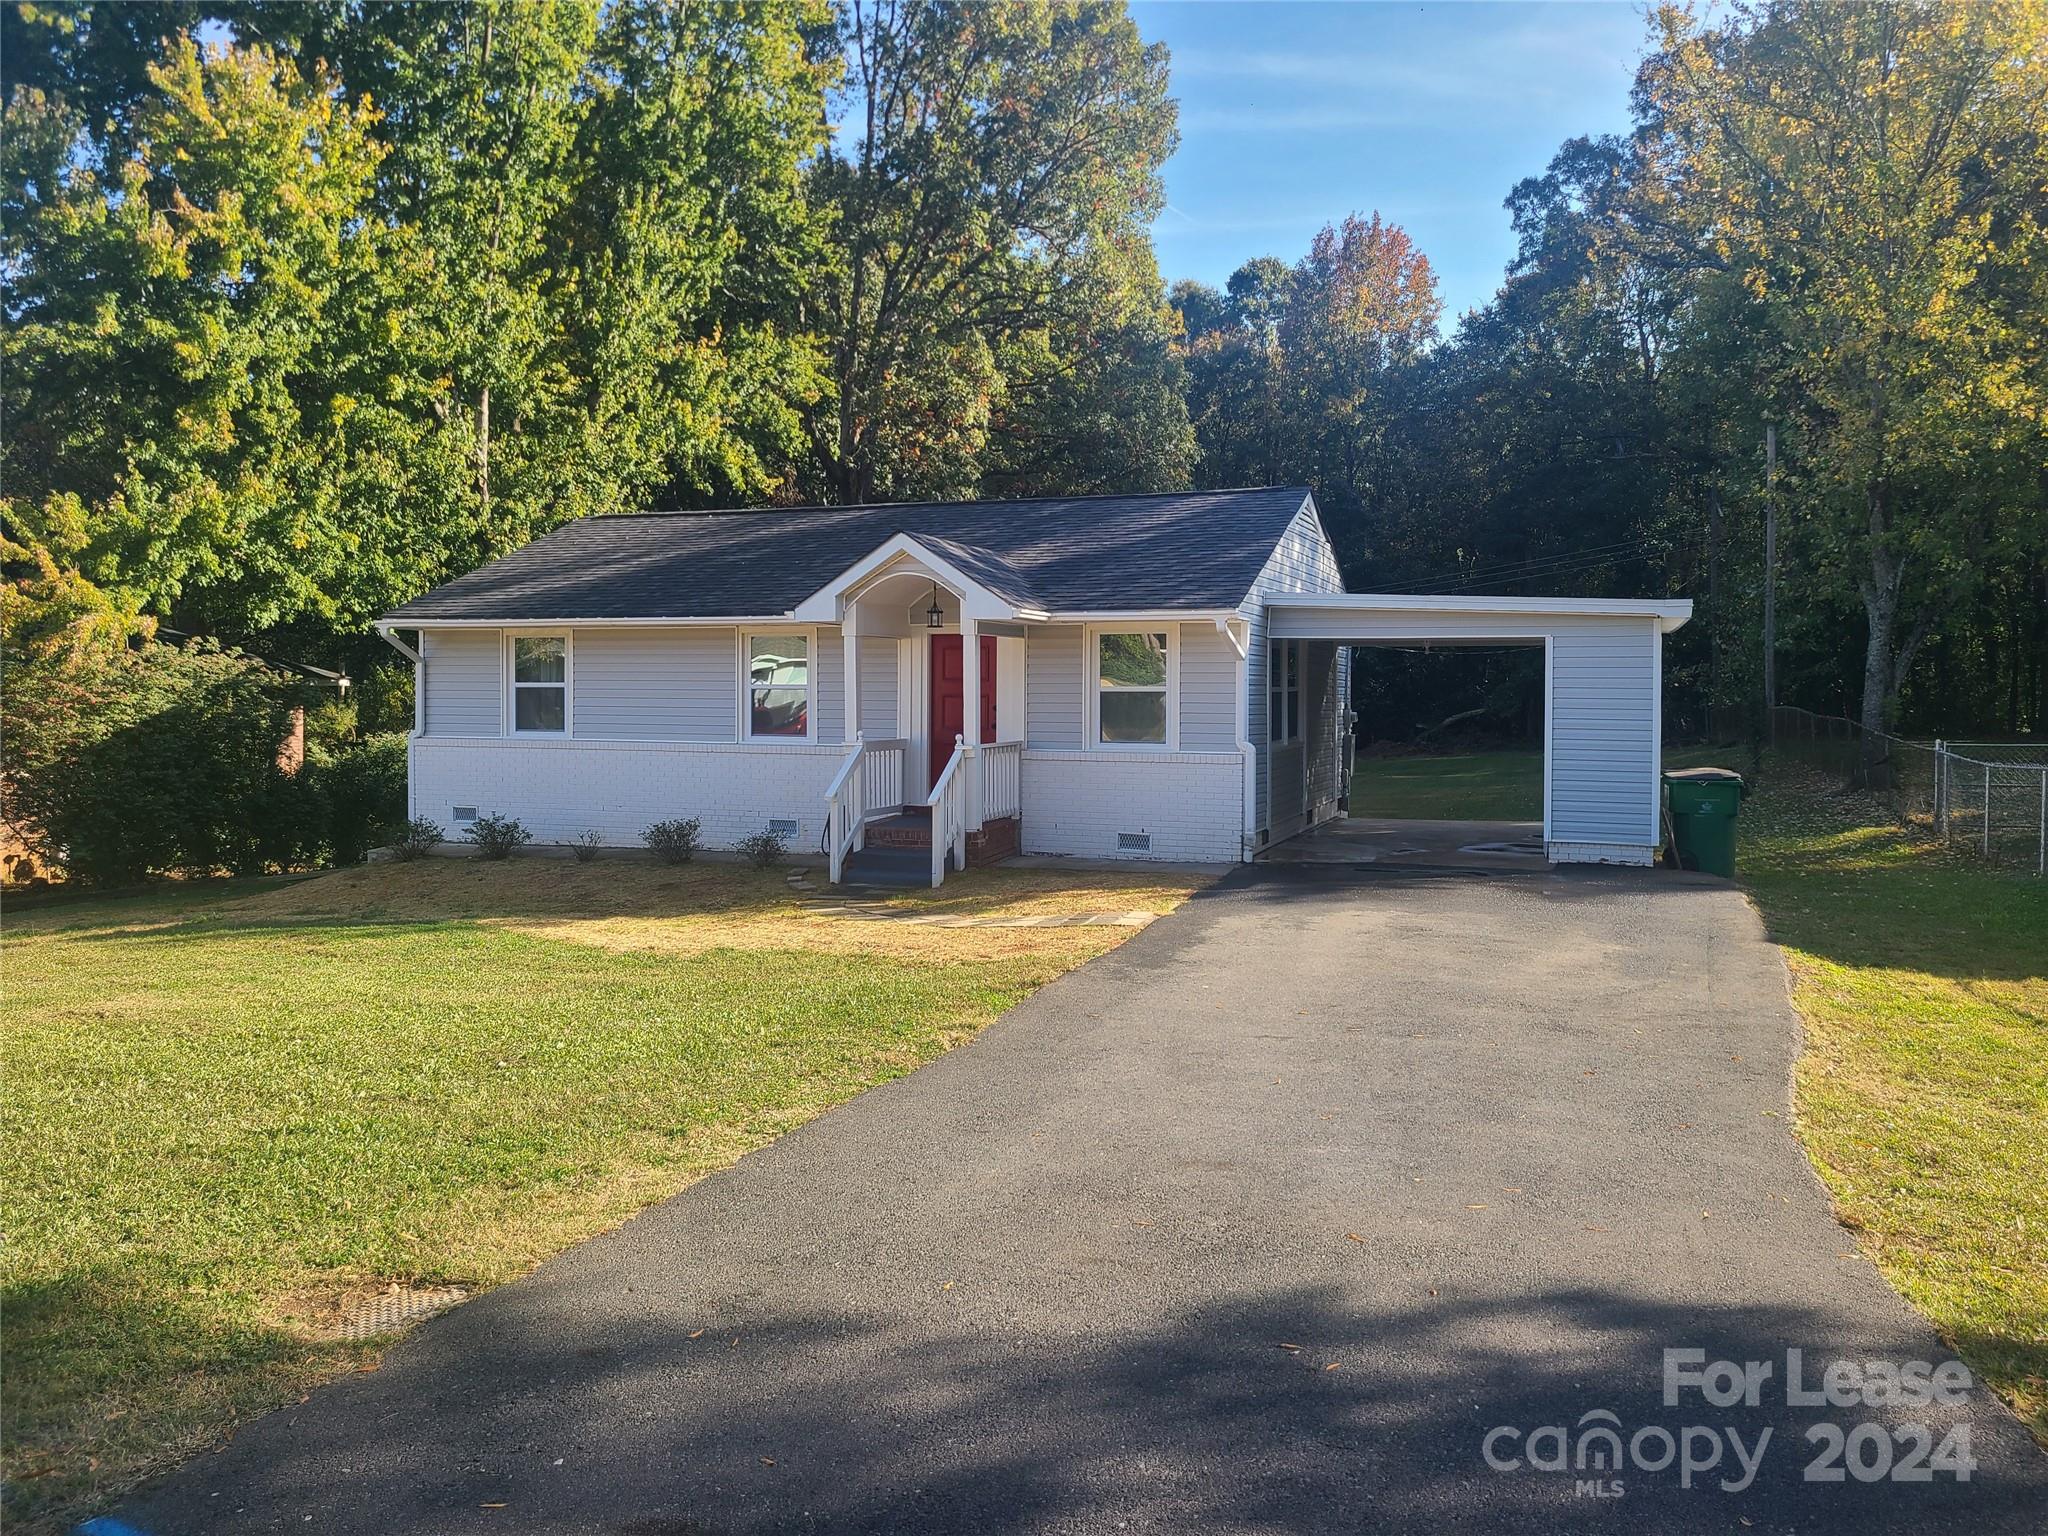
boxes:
[377,488,1688,885]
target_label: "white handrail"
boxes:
[826,736,911,885]
[925,734,969,888]
[980,740,1022,820]
[825,733,867,885]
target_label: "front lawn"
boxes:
[0,859,1204,1531]
[1732,762,2047,1440]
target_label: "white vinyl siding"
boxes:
[858,637,899,737]
[1548,620,1658,846]
[815,627,845,744]
[1026,623,1085,749]
[421,629,503,736]
[571,627,737,741]
[1177,621,1239,753]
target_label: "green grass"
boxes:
[1729,760,2047,1440]
[1349,748,1544,820]
[0,861,1196,1531]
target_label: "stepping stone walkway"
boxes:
[783,870,1159,929]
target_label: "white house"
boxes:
[376,487,1690,884]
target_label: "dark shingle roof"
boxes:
[380,487,1315,623]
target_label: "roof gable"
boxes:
[380,488,1317,625]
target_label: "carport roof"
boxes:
[1263,593,1693,633]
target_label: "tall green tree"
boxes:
[1645,0,2048,751]
[3,0,828,645]
[804,0,1184,503]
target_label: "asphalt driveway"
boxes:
[115,865,2046,1534]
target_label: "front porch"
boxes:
[805,538,1031,886]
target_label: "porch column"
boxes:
[841,605,860,748]
[961,615,983,830]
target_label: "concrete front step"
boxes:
[839,845,942,887]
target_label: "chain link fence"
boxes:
[1763,705,2045,874]
[1935,743,2048,875]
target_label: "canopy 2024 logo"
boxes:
[1480,1348,1978,1498]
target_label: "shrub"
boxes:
[391,817,444,861]
[571,828,604,862]
[735,828,787,869]
[641,817,702,865]
[463,813,531,860]
[303,732,408,864]
[2,635,315,885]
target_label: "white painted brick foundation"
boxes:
[411,737,842,852]
[1019,750,1244,863]
[1545,840,1657,867]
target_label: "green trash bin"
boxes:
[1663,767,1746,877]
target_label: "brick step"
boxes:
[863,812,933,850]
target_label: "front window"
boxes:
[512,635,567,732]
[1269,640,1300,743]
[1097,631,1168,745]
[748,632,809,738]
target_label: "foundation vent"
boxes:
[451,805,479,823]
[767,818,800,839]
[1116,831,1153,853]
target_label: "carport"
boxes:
[1258,595,1693,866]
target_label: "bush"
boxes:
[2,636,316,884]
[391,817,444,861]
[571,828,603,862]
[303,732,408,864]
[463,813,531,860]
[735,828,788,869]
[641,817,702,865]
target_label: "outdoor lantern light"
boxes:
[926,583,945,629]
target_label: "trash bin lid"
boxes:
[1663,767,1745,786]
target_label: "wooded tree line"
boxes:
[5,0,2045,749]
[1175,0,2048,745]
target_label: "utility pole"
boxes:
[1763,423,1778,742]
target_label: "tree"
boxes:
[3,1,828,648]
[1645,0,2048,754]
[804,0,1181,502]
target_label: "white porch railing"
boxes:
[980,740,1022,821]
[824,734,909,885]
[927,734,970,888]
[862,736,908,819]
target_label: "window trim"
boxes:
[1268,639,1302,745]
[1087,624,1178,752]
[739,625,817,744]
[504,630,572,737]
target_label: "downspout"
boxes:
[375,624,423,821]
[1218,615,1256,862]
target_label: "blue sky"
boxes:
[1134,2,1652,324]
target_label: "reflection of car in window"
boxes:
[747,634,810,738]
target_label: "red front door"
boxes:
[928,634,997,787]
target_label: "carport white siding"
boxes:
[1240,498,1345,848]
[1546,621,1659,857]
[1263,600,1687,865]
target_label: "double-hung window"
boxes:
[511,635,568,733]
[1268,640,1300,744]
[1096,630,1170,746]
[746,631,810,739]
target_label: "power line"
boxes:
[1377,536,1664,594]
[1377,536,1653,591]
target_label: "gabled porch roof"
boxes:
[789,532,1051,624]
